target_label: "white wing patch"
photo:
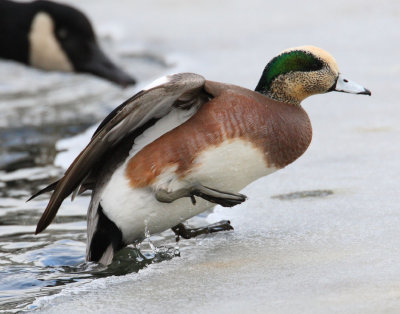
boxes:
[128,105,198,158]
[143,75,171,91]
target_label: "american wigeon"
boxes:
[0,0,136,86]
[31,46,371,264]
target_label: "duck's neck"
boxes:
[255,74,302,106]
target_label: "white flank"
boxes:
[29,12,74,72]
[185,139,277,193]
[101,138,277,243]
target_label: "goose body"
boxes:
[31,46,371,264]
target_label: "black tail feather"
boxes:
[87,205,124,263]
[27,180,60,202]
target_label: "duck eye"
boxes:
[58,28,68,39]
[343,79,348,83]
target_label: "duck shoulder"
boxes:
[203,82,313,168]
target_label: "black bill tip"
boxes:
[88,58,137,87]
[108,69,137,87]
[77,42,137,87]
[358,88,372,96]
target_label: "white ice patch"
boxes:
[29,12,74,72]
[0,166,60,182]
[54,124,100,169]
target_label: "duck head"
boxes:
[28,0,136,86]
[255,45,371,105]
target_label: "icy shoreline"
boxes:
[2,0,399,312]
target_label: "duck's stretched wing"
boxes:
[33,73,211,234]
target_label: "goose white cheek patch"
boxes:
[29,12,74,72]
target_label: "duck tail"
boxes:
[86,203,124,265]
[27,180,60,202]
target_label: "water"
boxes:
[0,15,175,310]
[1,0,400,312]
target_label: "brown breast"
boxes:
[126,86,312,188]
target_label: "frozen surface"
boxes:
[1,0,400,312]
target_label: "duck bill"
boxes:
[80,42,136,87]
[333,74,371,95]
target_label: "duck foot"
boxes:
[171,220,233,240]
[156,184,247,207]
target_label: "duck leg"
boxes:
[171,220,233,240]
[155,183,247,207]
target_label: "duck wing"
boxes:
[34,73,212,234]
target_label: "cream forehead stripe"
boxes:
[282,45,340,74]
[29,12,73,72]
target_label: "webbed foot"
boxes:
[171,220,233,240]
[156,183,247,207]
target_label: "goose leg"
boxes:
[171,220,233,240]
[155,183,247,207]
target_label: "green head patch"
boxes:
[255,50,324,93]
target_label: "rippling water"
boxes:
[0,219,181,312]
[0,171,200,312]
[0,148,189,312]
[0,35,175,311]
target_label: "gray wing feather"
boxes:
[35,73,207,234]
[86,186,102,261]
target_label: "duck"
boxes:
[0,0,136,86]
[30,46,371,265]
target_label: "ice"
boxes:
[0,166,60,182]
[12,0,400,312]
[54,124,99,169]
